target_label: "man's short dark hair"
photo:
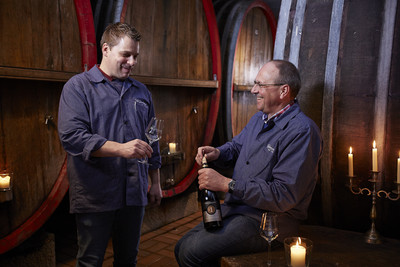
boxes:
[273,60,301,98]
[100,22,141,49]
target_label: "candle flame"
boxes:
[373,140,376,149]
[296,237,301,245]
[349,147,352,154]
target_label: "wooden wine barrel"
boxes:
[214,0,276,142]
[91,0,126,62]
[0,0,89,254]
[274,0,400,239]
[0,0,220,252]
[121,0,221,196]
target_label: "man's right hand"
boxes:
[119,139,153,159]
[91,139,152,159]
[195,146,220,166]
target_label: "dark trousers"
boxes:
[75,206,145,267]
[175,215,281,267]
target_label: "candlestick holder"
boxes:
[347,171,400,244]
[377,182,400,201]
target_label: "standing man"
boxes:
[175,60,322,266]
[58,22,162,266]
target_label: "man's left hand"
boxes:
[198,168,230,192]
[148,183,162,206]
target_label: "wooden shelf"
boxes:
[0,66,219,89]
[0,66,77,82]
[134,75,219,89]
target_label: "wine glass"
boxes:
[259,212,279,266]
[138,117,164,164]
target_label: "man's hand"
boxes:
[148,183,162,206]
[195,146,220,166]
[91,139,153,159]
[198,168,231,193]
[148,169,162,206]
[119,139,153,159]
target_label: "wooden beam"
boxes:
[373,0,397,188]
[320,0,344,226]
[274,0,292,60]
[288,0,306,67]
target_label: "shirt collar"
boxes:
[262,100,295,122]
[98,66,113,81]
[88,65,135,89]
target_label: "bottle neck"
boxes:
[202,156,208,168]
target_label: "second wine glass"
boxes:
[259,212,279,266]
[138,117,164,165]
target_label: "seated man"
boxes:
[175,60,322,267]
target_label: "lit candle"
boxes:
[372,140,378,172]
[0,175,11,189]
[397,152,400,184]
[169,143,176,153]
[348,147,354,176]
[290,237,306,267]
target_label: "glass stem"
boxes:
[267,241,272,266]
[138,141,153,165]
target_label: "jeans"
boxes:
[75,206,145,267]
[174,215,281,267]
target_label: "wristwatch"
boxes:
[228,180,236,193]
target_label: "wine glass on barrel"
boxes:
[138,117,164,165]
[259,212,279,266]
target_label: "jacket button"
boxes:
[246,161,249,165]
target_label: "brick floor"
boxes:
[137,211,202,267]
[55,211,202,267]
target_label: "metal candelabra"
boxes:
[347,171,400,244]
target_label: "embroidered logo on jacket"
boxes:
[267,144,275,153]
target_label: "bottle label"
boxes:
[203,202,222,223]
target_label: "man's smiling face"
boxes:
[101,36,140,80]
